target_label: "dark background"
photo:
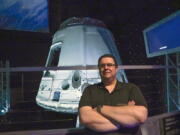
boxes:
[1,0,179,66]
[0,0,179,131]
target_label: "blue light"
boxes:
[0,107,7,115]
[143,10,180,57]
[0,0,49,32]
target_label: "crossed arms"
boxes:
[79,101,148,132]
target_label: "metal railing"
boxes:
[166,53,180,112]
[0,63,179,114]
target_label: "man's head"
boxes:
[98,54,118,68]
[98,54,118,82]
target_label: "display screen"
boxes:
[143,10,180,57]
[0,0,49,32]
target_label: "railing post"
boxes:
[0,61,3,112]
[0,60,10,115]
[5,60,10,112]
[165,54,170,112]
[177,53,180,108]
[21,72,24,101]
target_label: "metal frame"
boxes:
[0,60,179,113]
[166,52,180,112]
[0,61,10,115]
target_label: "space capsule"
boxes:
[36,17,127,113]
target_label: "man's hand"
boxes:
[99,103,148,127]
[94,100,136,113]
[80,100,147,131]
[128,100,135,106]
[79,106,119,132]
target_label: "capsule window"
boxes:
[46,45,61,67]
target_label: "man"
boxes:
[79,54,148,135]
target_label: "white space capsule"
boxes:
[36,17,127,113]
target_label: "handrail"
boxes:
[0,65,179,72]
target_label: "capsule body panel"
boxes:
[36,20,127,113]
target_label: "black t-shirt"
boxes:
[79,81,147,108]
[78,81,148,135]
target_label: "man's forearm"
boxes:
[100,105,148,127]
[79,106,119,132]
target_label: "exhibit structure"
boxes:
[143,11,180,112]
[36,17,127,113]
[143,10,180,57]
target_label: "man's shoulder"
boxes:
[117,81,139,90]
[81,83,102,96]
[117,81,134,86]
[85,82,102,90]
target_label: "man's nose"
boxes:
[104,64,109,69]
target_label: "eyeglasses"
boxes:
[98,63,116,68]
